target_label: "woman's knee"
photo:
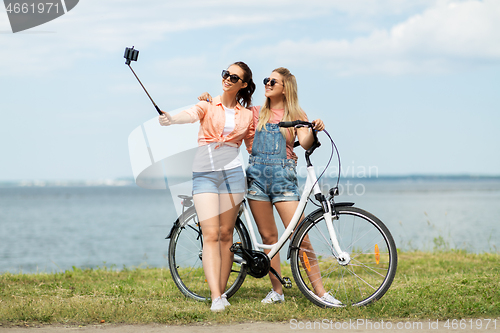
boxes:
[261,232,278,245]
[202,230,220,243]
[219,227,234,243]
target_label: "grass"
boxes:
[0,251,499,327]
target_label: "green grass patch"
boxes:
[1,251,499,327]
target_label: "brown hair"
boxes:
[232,61,256,108]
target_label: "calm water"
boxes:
[1,176,499,274]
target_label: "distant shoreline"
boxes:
[1,174,500,188]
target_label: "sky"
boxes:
[1,0,499,182]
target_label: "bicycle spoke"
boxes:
[168,210,248,301]
[291,206,397,307]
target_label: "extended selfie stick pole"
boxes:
[124,46,163,115]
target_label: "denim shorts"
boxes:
[192,167,246,195]
[246,156,300,204]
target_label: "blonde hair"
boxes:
[256,67,306,142]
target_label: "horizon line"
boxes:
[1,173,500,186]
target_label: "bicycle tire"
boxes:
[290,206,397,307]
[168,207,249,301]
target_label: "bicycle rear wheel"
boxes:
[290,206,397,307]
[168,207,249,301]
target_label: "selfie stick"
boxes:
[124,46,163,115]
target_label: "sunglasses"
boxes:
[221,70,243,83]
[263,77,282,87]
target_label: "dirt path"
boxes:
[1,320,498,333]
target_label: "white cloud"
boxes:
[1,0,498,77]
[0,0,316,77]
[251,0,500,75]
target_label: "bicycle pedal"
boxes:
[283,277,292,289]
[230,242,242,252]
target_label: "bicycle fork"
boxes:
[308,168,351,266]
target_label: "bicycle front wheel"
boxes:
[290,206,397,307]
[168,207,249,301]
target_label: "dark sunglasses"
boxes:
[221,70,243,83]
[263,77,282,87]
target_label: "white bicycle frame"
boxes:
[239,165,347,261]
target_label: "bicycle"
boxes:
[166,120,398,308]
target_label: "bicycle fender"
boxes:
[165,223,177,239]
[165,206,197,239]
[235,218,252,249]
[334,202,355,207]
[286,202,355,259]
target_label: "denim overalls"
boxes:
[246,123,300,203]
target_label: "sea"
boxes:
[1,175,499,274]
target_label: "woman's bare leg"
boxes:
[248,199,283,294]
[193,193,223,300]
[218,192,244,293]
[274,201,327,297]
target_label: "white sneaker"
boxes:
[261,290,285,304]
[321,292,342,305]
[210,296,225,312]
[221,293,231,307]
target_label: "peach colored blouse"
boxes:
[184,95,254,154]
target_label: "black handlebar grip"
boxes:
[278,120,312,128]
[278,120,299,128]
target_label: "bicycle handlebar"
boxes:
[278,120,341,197]
[278,120,312,128]
[278,120,319,167]
[280,119,342,198]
